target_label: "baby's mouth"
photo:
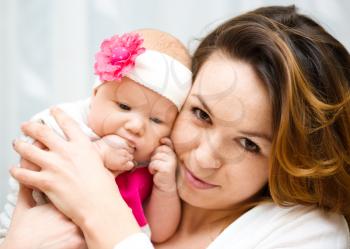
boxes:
[128,142,136,151]
[119,135,137,152]
[133,160,150,168]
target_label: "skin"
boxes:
[173,52,272,210]
[88,78,178,164]
[1,186,87,249]
[89,78,181,242]
[157,52,273,248]
[7,52,273,249]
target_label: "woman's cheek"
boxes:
[171,114,201,155]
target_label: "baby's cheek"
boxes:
[134,138,159,162]
[87,103,104,134]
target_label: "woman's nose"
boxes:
[194,140,222,169]
[124,116,145,136]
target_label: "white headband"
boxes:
[94,50,192,110]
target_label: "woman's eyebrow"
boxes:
[193,94,213,115]
[239,130,272,143]
[193,94,272,142]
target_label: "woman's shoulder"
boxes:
[208,202,349,249]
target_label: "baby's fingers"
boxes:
[154,139,176,155]
[102,135,135,153]
[151,146,177,163]
[160,137,174,149]
[148,160,159,175]
[148,160,168,175]
[104,149,134,171]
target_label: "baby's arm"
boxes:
[144,138,181,243]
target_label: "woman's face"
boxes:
[171,52,273,209]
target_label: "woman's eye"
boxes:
[191,107,211,123]
[117,102,131,111]
[150,117,163,124]
[239,138,260,153]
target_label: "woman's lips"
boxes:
[183,167,219,190]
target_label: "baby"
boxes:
[0,29,192,243]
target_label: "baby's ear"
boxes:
[92,85,101,97]
[92,77,103,96]
[93,88,98,96]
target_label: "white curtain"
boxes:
[1,0,350,206]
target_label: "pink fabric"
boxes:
[115,167,153,227]
[94,32,145,82]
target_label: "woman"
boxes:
[2,5,350,249]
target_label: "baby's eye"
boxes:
[117,102,131,111]
[150,117,163,124]
[191,107,211,124]
[239,138,260,153]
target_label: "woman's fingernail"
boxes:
[39,119,46,125]
[12,139,20,147]
[9,166,17,175]
[49,107,57,114]
[51,107,60,113]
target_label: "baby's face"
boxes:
[88,78,178,163]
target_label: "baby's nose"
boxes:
[125,117,145,136]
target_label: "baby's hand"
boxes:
[93,135,135,175]
[149,137,177,193]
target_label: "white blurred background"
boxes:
[1,0,350,207]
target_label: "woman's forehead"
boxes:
[191,52,272,133]
[192,53,265,95]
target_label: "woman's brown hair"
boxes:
[192,5,350,224]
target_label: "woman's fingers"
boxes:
[52,234,88,249]
[20,121,65,150]
[20,141,46,171]
[13,140,53,170]
[6,202,88,249]
[20,157,41,171]
[33,140,47,150]
[50,107,90,143]
[16,184,36,210]
[10,167,46,191]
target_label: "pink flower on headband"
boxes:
[94,33,145,82]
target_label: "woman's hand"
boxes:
[11,107,119,224]
[10,107,140,249]
[2,185,86,249]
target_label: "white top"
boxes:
[113,203,350,249]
